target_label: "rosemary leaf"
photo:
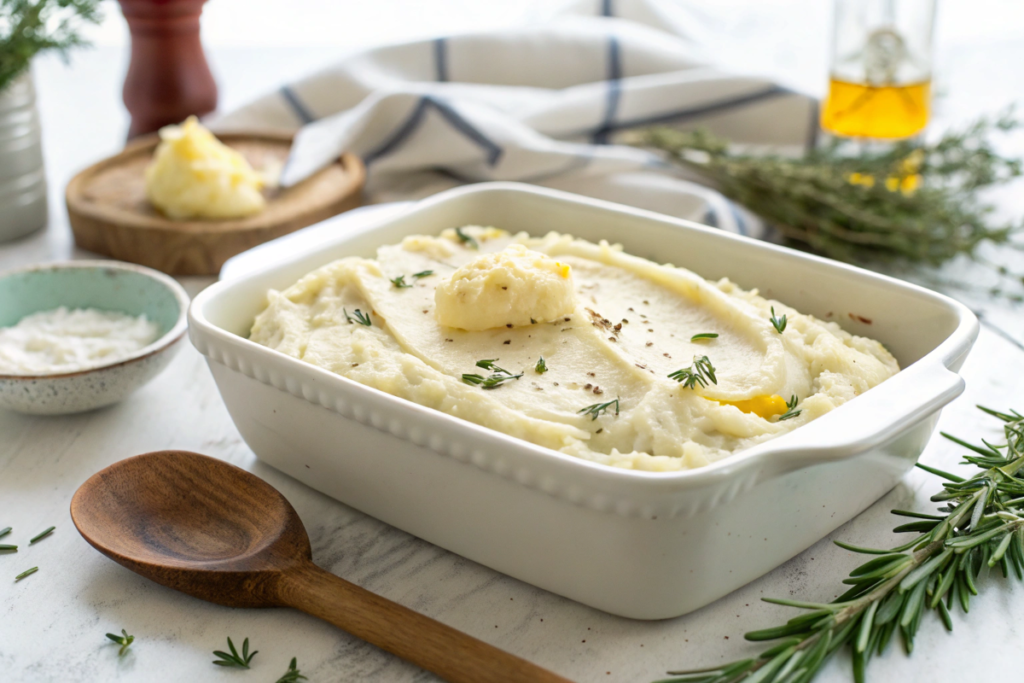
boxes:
[29,526,54,544]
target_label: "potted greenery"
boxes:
[0,0,100,242]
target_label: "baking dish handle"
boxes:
[763,363,965,476]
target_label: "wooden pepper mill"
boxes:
[118,0,218,139]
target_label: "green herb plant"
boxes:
[275,657,308,683]
[535,356,547,374]
[213,636,257,669]
[390,275,412,289]
[455,226,478,249]
[777,395,801,422]
[344,308,372,326]
[668,356,717,390]
[634,114,1024,300]
[0,0,101,93]
[106,629,135,656]
[29,526,54,544]
[691,333,719,342]
[769,308,787,334]
[656,405,1024,683]
[462,359,523,389]
[579,398,620,421]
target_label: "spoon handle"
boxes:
[278,563,573,683]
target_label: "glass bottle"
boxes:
[820,0,937,140]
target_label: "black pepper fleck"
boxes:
[503,340,511,345]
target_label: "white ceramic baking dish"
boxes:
[189,183,978,620]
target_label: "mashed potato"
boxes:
[249,227,899,472]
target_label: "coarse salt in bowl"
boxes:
[0,260,189,415]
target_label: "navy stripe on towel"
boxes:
[362,96,503,167]
[279,85,315,124]
[434,38,449,82]
[600,0,614,17]
[593,36,623,144]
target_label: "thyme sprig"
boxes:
[633,114,1024,299]
[668,356,718,390]
[213,636,257,669]
[462,359,523,389]
[579,398,620,421]
[106,629,135,656]
[777,395,801,422]
[656,405,1024,683]
[455,226,478,249]
[413,270,434,279]
[344,308,372,326]
[275,657,308,683]
[769,307,787,334]
[390,275,412,289]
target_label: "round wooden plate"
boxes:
[66,131,365,276]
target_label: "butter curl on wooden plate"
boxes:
[66,130,365,276]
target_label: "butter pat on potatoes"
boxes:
[434,242,576,330]
[145,116,266,220]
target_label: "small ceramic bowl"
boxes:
[0,260,189,415]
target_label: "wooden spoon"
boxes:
[71,450,572,683]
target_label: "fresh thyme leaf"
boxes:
[390,275,412,288]
[579,398,620,421]
[0,544,17,552]
[344,308,372,326]
[29,526,54,544]
[656,405,1024,683]
[690,332,719,342]
[275,657,308,683]
[0,527,10,539]
[212,636,257,669]
[15,567,37,581]
[462,361,523,389]
[412,270,434,279]
[777,395,801,421]
[455,226,478,249]
[536,356,547,374]
[769,306,787,334]
[106,629,135,656]
[667,355,718,390]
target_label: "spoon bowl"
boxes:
[71,450,571,683]
[72,450,309,607]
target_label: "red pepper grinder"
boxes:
[118,0,218,139]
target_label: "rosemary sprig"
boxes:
[462,359,523,389]
[413,270,434,279]
[15,567,37,581]
[0,526,10,538]
[29,526,54,544]
[344,308,372,326]
[633,115,1024,299]
[275,657,308,683]
[390,275,412,288]
[657,405,1024,683]
[777,395,801,422]
[535,356,548,374]
[769,307,787,334]
[213,636,257,669]
[579,398,620,421]
[106,629,135,656]
[455,226,478,249]
[0,544,17,552]
[691,333,719,342]
[668,355,718,390]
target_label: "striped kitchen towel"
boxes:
[216,0,817,238]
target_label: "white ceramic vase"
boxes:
[0,70,47,243]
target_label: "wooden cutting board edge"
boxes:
[66,131,365,276]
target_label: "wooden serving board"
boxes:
[66,131,365,276]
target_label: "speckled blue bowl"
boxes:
[0,260,189,415]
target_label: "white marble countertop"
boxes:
[3,3,1024,681]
